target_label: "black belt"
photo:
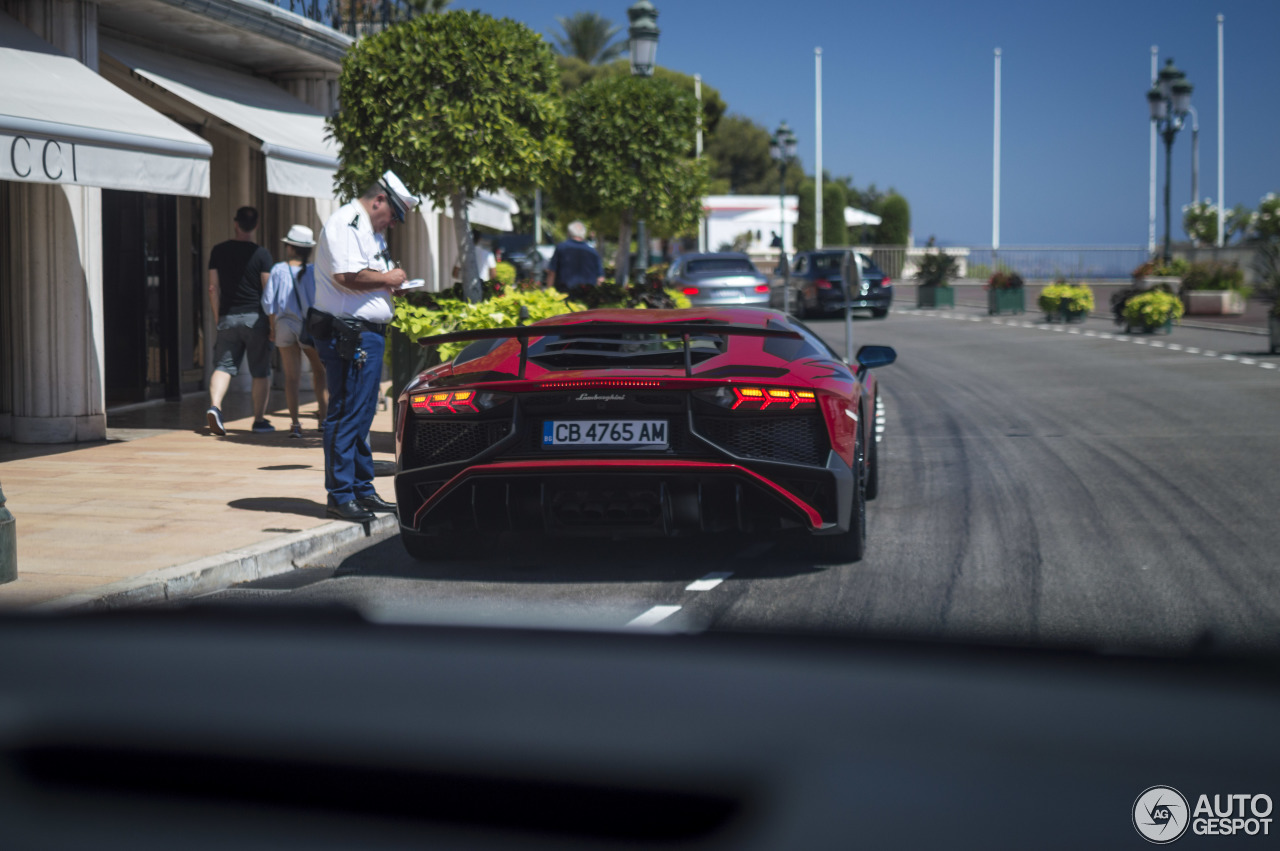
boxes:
[338,317,388,336]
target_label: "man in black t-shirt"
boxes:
[205,206,275,435]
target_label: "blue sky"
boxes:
[456,0,1279,247]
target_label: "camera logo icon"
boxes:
[1134,786,1191,843]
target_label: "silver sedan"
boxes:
[666,253,771,307]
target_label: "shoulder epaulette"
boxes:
[349,214,361,228]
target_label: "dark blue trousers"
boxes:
[318,330,385,504]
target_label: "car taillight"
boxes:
[695,386,818,411]
[815,278,833,290]
[737,387,817,410]
[682,286,700,296]
[882,276,891,287]
[754,283,769,293]
[410,390,507,414]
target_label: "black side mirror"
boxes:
[856,345,896,369]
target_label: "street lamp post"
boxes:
[628,1,659,285]
[1147,58,1194,264]
[770,121,797,314]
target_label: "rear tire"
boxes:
[872,307,888,319]
[811,424,866,563]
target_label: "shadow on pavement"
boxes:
[336,533,828,585]
[229,497,328,519]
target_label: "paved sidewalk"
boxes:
[0,389,400,609]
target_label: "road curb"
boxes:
[35,515,399,612]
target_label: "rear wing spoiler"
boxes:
[417,321,803,378]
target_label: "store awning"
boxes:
[845,207,882,227]
[437,189,521,232]
[0,11,210,196]
[101,38,338,200]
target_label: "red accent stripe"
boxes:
[411,459,823,529]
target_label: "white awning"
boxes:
[437,188,520,232]
[845,207,882,227]
[101,38,337,200]
[0,11,210,196]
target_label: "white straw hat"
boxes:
[281,224,315,247]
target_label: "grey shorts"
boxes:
[213,312,272,378]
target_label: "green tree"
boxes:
[329,11,569,302]
[550,12,625,64]
[554,73,708,284]
[874,193,911,245]
[556,57,725,140]
[703,114,805,196]
[794,177,858,251]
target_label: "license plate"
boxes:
[543,420,668,448]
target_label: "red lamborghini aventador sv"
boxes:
[394,308,895,562]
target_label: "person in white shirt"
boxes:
[311,170,418,522]
[475,234,498,281]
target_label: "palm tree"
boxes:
[403,0,451,15]
[550,12,625,65]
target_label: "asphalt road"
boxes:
[195,306,1280,653]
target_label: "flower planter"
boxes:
[1125,318,1174,335]
[917,285,954,309]
[1183,290,1247,316]
[987,288,1024,315]
[1060,307,1088,323]
[1270,315,1280,355]
[1136,276,1181,291]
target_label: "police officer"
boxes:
[313,170,418,521]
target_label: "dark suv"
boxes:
[775,250,892,319]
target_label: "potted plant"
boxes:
[986,270,1025,315]
[1122,289,1184,334]
[1132,257,1189,290]
[915,251,958,308]
[1038,281,1095,323]
[1271,302,1280,355]
[1179,260,1249,315]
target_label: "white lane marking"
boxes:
[1203,350,1219,357]
[626,605,682,628]
[1167,343,1183,351]
[968,316,982,321]
[992,319,1005,325]
[1132,339,1148,345]
[686,572,733,592]
[1221,354,1238,361]
[1185,347,1201,353]
[1261,363,1277,370]
[875,425,886,433]
[1239,357,1257,365]
[1149,341,1166,348]
[1098,333,1114,339]
[1084,330,1097,337]
[1068,329,1081,335]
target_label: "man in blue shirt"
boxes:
[546,221,604,292]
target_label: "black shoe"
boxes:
[327,500,375,522]
[206,406,226,436]
[356,494,396,513]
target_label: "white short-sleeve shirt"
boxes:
[315,200,393,323]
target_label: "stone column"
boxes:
[4,0,106,443]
